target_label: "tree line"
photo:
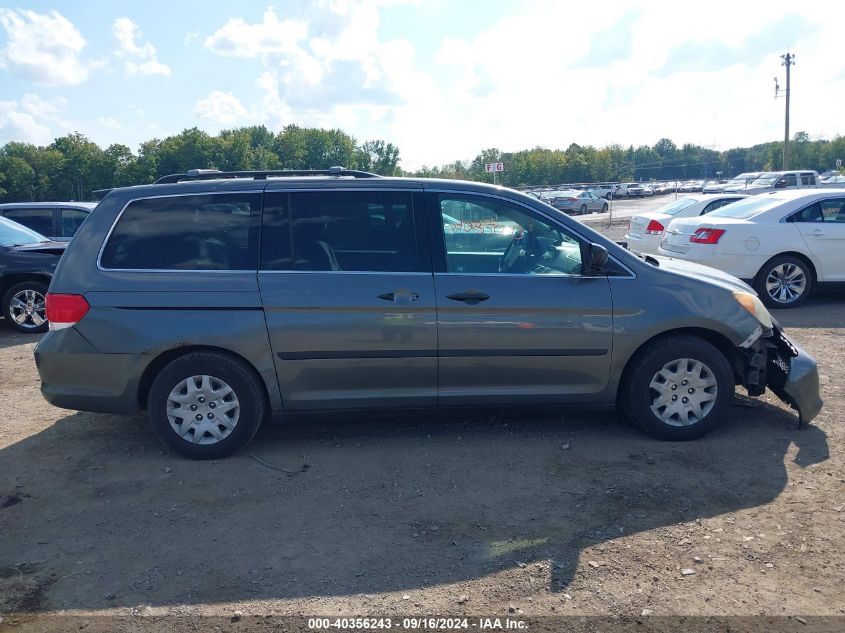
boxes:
[417,133,845,187]
[0,125,842,203]
[0,125,401,202]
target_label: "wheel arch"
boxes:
[754,251,818,285]
[616,327,741,407]
[138,345,271,412]
[0,273,52,299]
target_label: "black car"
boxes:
[1,216,67,333]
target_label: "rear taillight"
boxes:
[645,219,665,235]
[46,293,89,330]
[690,228,726,244]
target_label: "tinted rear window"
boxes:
[283,191,419,272]
[100,193,261,270]
[3,208,53,236]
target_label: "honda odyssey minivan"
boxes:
[34,168,822,458]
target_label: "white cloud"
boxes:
[0,99,54,145]
[194,91,249,126]
[113,17,171,76]
[199,0,844,168]
[0,9,96,85]
[98,117,122,130]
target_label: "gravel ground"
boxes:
[1,225,843,630]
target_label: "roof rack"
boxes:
[154,166,380,184]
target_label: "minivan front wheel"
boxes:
[148,352,266,459]
[621,335,733,440]
[3,281,49,334]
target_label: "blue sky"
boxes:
[1,0,843,169]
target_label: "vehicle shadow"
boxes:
[0,401,828,612]
[0,323,42,350]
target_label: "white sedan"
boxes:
[658,189,845,308]
[624,194,747,255]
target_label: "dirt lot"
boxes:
[1,284,844,629]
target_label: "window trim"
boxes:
[784,197,845,224]
[97,191,265,273]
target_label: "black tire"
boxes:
[601,203,608,213]
[2,281,49,334]
[754,255,813,309]
[579,204,587,215]
[148,351,266,459]
[620,335,734,441]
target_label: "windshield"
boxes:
[0,216,47,246]
[654,197,698,216]
[750,174,778,185]
[707,195,785,220]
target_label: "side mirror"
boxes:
[585,242,609,275]
[774,179,787,189]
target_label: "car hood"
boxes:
[652,255,754,293]
[7,241,68,255]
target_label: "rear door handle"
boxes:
[447,290,490,305]
[378,288,420,303]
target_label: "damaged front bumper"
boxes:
[741,326,823,425]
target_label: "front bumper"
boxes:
[746,328,823,424]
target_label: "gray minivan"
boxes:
[34,169,822,458]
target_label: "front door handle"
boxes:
[447,290,490,305]
[378,288,420,303]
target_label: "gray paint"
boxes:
[35,175,822,425]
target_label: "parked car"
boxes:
[641,184,656,197]
[820,175,845,188]
[625,194,747,255]
[658,189,845,308]
[724,171,819,195]
[34,168,821,458]
[704,172,764,194]
[0,202,96,242]
[545,190,608,215]
[626,183,645,197]
[589,184,616,199]
[1,216,68,333]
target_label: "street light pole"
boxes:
[780,52,795,170]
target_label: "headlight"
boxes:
[732,291,773,329]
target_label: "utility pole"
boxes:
[776,52,795,170]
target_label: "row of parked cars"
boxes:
[0,168,834,460]
[624,185,845,308]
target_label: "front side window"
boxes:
[820,198,845,222]
[786,199,845,223]
[100,193,260,270]
[288,191,419,272]
[3,208,53,236]
[439,194,583,275]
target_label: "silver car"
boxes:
[545,190,609,215]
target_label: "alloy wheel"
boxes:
[9,288,46,331]
[765,263,806,305]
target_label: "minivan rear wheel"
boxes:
[621,335,733,440]
[3,281,49,334]
[148,352,266,459]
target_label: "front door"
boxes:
[258,188,437,410]
[429,192,614,405]
[793,196,845,281]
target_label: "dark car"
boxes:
[0,202,96,242]
[34,168,822,459]
[1,216,67,333]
